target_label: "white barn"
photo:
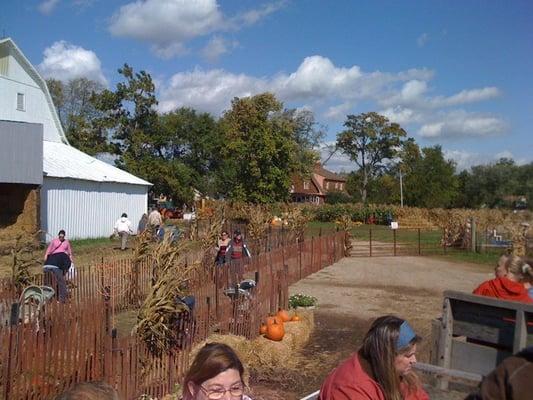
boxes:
[0,37,151,240]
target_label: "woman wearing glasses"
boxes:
[182,342,252,400]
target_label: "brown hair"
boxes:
[360,315,422,400]
[54,382,119,400]
[182,343,244,400]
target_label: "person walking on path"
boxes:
[225,230,251,262]
[43,230,73,302]
[215,231,231,266]
[148,207,163,237]
[114,213,134,250]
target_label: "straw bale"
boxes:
[188,310,315,384]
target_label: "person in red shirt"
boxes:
[473,255,533,304]
[319,315,429,400]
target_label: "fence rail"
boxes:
[0,232,345,400]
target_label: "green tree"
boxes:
[158,108,222,198]
[403,145,458,208]
[336,112,407,203]
[285,108,323,176]
[46,77,109,154]
[90,65,184,200]
[218,93,299,203]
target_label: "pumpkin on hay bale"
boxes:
[190,309,314,381]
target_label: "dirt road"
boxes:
[254,255,493,399]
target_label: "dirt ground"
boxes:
[250,252,494,400]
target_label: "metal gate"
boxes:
[350,227,446,257]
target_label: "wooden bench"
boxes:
[427,290,533,389]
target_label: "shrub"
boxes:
[289,293,318,308]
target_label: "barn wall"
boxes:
[0,183,39,254]
[0,120,43,184]
[41,178,148,240]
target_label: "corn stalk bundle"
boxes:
[198,204,225,265]
[283,206,310,243]
[128,230,153,306]
[134,233,199,357]
[12,234,41,292]
[335,215,355,256]
[246,205,272,241]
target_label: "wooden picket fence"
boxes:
[0,232,345,400]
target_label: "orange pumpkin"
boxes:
[266,320,285,341]
[266,315,283,326]
[259,323,268,335]
[291,315,301,322]
[277,308,290,322]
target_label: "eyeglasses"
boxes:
[199,383,244,399]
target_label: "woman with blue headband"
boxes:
[319,315,428,400]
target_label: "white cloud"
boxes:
[38,0,60,15]
[201,36,238,62]
[430,87,500,107]
[444,149,528,171]
[495,150,514,160]
[158,68,268,114]
[319,142,353,172]
[38,41,107,85]
[443,150,485,171]
[417,33,430,47]
[419,110,506,138]
[235,0,286,26]
[158,56,434,115]
[380,106,421,125]
[109,0,285,58]
[157,55,503,142]
[324,103,353,121]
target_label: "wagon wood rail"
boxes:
[0,232,345,400]
[427,290,533,390]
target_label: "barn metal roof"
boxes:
[43,141,151,186]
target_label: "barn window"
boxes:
[17,93,25,111]
[303,181,309,190]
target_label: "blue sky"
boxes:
[3,0,532,171]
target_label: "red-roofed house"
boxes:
[291,164,347,204]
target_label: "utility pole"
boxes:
[399,168,404,208]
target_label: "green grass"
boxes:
[436,248,502,267]
[70,237,111,249]
[351,224,442,245]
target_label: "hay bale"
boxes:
[187,310,316,386]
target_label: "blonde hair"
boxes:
[505,256,533,281]
[360,316,422,400]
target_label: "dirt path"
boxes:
[252,255,493,400]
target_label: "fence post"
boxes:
[393,229,397,256]
[418,228,421,255]
[298,240,303,280]
[470,218,477,253]
[369,229,372,257]
[3,303,20,399]
[215,267,220,320]
[311,237,315,272]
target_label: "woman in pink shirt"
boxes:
[44,230,73,262]
[43,230,73,302]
